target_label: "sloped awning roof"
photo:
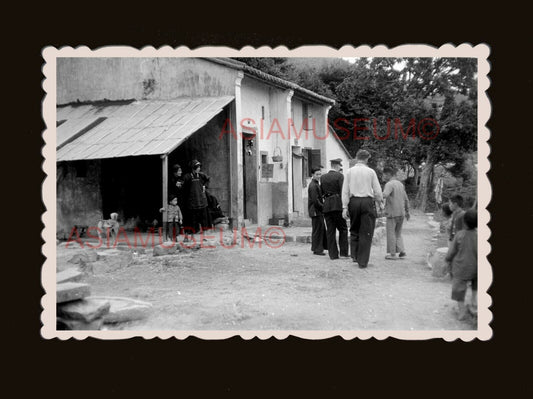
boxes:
[56,96,234,161]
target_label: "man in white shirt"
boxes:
[342,149,383,268]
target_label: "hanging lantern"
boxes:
[272,146,283,162]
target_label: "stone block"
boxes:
[153,243,178,256]
[267,233,287,244]
[201,239,218,248]
[428,247,449,278]
[68,248,99,264]
[88,296,152,323]
[57,269,83,284]
[296,235,310,244]
[180,241,201,251]
[57,282,91,303]
[427,220,440,229]
[57,298,111,323]
[57,316,104,330]
[291,218,312,228]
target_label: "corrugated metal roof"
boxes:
[57,96,234,161]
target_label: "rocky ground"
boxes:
[55,211,477,331]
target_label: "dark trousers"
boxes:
[324,211,349,259]
[311,215,327,253]
[166,221,180,241]
[188,207,210,234]
[348,197,376,266]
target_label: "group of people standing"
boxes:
[308,157,349,259]
[160,159,213,240]
[309,150,478,321]
[308,149,410,268]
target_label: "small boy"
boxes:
[445,208,477,321]
[159,196,183,241]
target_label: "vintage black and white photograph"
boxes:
[41,45,490,339]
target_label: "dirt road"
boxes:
[57,212,476,331]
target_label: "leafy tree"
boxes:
[332,58,477,210]
[417,94,477,204]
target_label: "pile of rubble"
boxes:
[56,249,152,330]
[56,271,108,330]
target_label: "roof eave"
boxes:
[329,124,353,160]
[203,57,335,106]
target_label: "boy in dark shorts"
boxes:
[445,208,477,320]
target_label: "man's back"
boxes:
[321,171,344,213]
[383,179,409,217]
[320,171,343,196]
[342,163,383,206]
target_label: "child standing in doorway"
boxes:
[160,196,183,242]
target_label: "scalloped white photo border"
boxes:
[41,44,491,340]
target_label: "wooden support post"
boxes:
[162,154,168,240]
[285,90,294,222]
[229,72,245,229]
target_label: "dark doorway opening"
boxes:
[101,155,162,230]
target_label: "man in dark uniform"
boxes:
[308,166,327,256]
[320,158,349,260]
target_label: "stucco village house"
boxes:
[56,57,352,239]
